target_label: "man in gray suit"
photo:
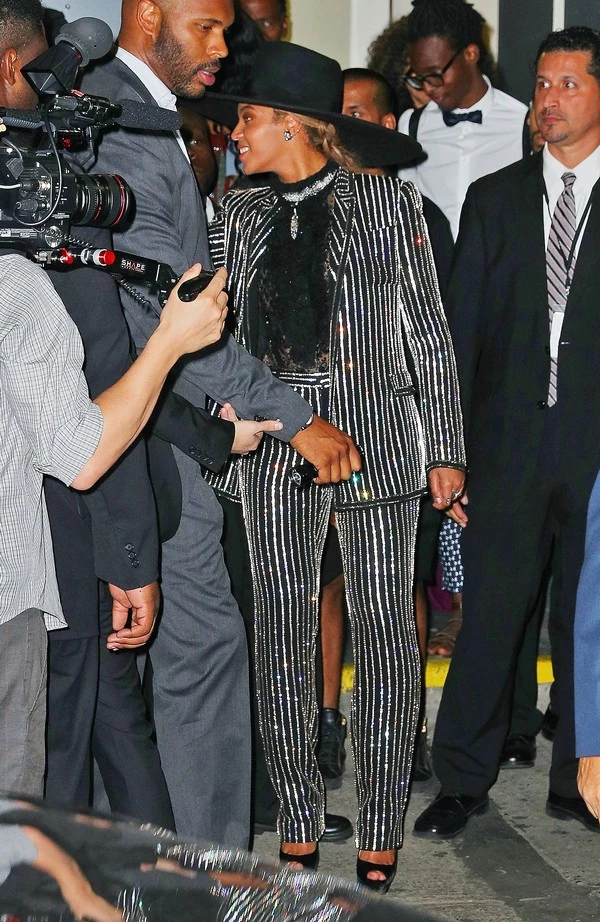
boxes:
[80,0,360,848]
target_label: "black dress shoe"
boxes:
[279,844,320,871]
[256,812,353,841]
[317,708,347,789]
[356,854,397,893]
[499,734,536,769]
[540,706,559,742]
[322,812,353,842]
[414,791,489,838]
[546,791,600,832]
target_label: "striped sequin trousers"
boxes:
[237,372,422,850]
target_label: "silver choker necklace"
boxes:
[280,171,335,240]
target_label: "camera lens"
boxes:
[72,173,133,228]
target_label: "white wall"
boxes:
[289,0,501,69]
[41,0,122,38]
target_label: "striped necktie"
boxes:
[546,171,577,406]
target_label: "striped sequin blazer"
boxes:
[208,167,465,509]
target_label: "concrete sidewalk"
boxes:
[252,683,600,921]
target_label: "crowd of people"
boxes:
[1,0,600,908]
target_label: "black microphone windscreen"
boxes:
[116,99,183,131]
[56,17,114,67]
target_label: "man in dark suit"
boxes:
[79,0,360,847]
[415,25,600,838]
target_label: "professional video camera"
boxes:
[0,17,208,305]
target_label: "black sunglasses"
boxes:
[403,47,464,91]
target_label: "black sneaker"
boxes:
[317,708,347,789]
[412,721,433,782]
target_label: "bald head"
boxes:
[119,0,234,96]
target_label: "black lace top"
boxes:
[256,162,338,374]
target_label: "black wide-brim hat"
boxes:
[190,42,422,168]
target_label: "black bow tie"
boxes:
[443,109,483,127]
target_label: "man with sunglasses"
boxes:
[398,0,527,238]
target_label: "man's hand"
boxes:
[578,756,600,822]
[159,264,228,356]
[289,415,362,484]
[428,467,468,526]
[106,581,161,650]
[219,402,283,454]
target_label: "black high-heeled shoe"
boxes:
[356,854,397,893]
[279,844,320,871]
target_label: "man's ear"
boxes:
[0,48,20,90]
[137,0,162,42]
[464,43,481,66]
[381,112,397,131]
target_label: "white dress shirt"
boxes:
[542,143,600,250]
[399,77,528,238]
[115,47,190,162]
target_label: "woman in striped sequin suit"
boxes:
[204,42,465,891]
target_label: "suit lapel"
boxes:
[564,177,600,314]
[328,170,354,382]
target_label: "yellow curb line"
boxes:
[340,656,554,694]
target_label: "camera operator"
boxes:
[0,248,228,799]
[0,0,221,826]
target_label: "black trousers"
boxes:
[432,407,585,799]
[44,482,173,828]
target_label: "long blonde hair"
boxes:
[273,109,360,172]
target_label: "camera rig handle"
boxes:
[35,244,179,310]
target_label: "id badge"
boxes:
[550,312,564,360]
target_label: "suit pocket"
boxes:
[389,373,415,396]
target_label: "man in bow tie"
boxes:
[398,0,528,238]
[397,0,532,724]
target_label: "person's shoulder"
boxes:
[489,86,528,117]
[469,152,537,201]
[80,52,135,98]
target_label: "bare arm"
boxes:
[72,266,228,489]
[22,826,122,922]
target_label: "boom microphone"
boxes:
[115,100,183,131]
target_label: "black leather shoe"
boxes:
[412,723,433,782]
[256,812,353,841]
[540,706,559,742]
[499,734,536,769]
[414,792,489,838]
[322,812,353,842]
[546,791,600,832]
[317,709,347,789]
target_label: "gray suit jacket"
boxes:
[80,55,311,441]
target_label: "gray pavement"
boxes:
[252,683,600,921]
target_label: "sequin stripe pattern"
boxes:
[336,499,421,850]
[333,181,428,505]
[205,191,279,501]
[392,179,465,470]
[238,375,332,844]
